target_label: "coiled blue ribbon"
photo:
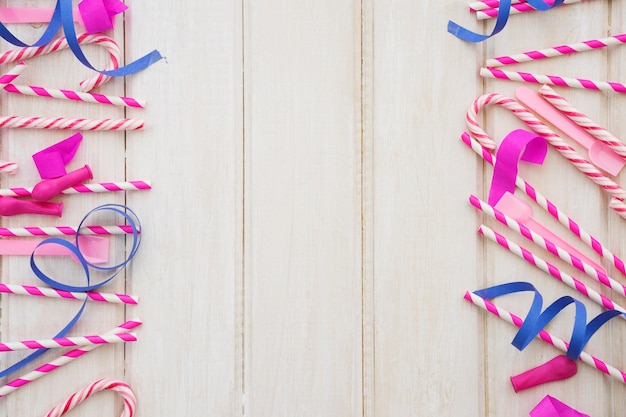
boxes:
[0,204,141,378]
[0,0,162,76]
[473,282,624,360]
[448,0,566,42]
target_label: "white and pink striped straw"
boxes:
[4,84,146,108]
[480,67,626,94]
[537,84,626,158]
[0,332,136,352]
[0,282,138,304]
[476,217,626,302]
[464,290,626,384]
[0,224,135,237]
[485,33,626,67]
[0,160,17,175]
[466,94,626,212]
[0,33,121,92]
[474,0,580,20]
[44,378,136,417]
[0,319,142,398]
[0,180,151,197]
[461,132,626,277]
[469,0,579,11]
[477,224,626,314]
[0,116,143,130]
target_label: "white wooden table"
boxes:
[0,1,624,416]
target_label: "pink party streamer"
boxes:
[464,291,626,384]
[0,33,121,92]
[0,332,136,352]
[0,180,151,197]
[0,282,138,304]
[461,132,626,277]
[0,319,142,398]
[44,378,136,417]
[32,133,83,179]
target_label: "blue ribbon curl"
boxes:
[473,281,624,360]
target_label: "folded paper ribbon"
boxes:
[32,133,83,179]
[448,0,565,42]
[488,129,547,206]
[78,0,127,34]
[530,395,590,417]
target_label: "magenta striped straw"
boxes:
[0,319,142,398]
[0,180,151,197]
[477,223,626,312]
[0,282,138,304]
[4,84,146,108]
[0,224,135,237]
[485,33,626,67]
[480,67,626,94]
[0,332,136,352]
[461,132,626,277]
[464,291,626,384]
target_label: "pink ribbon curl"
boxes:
[78,0,128,34]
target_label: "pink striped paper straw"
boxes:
[461,132,626,277]
[470,0,528,11]
[464,291,626,384]
[0,180,151,197]
[477,224,626,314]
[538,84,626,158]
[477,216,626,300]
[485,33,626,67]
[0,224,135,237]
[0,116,143,130]
[480,67,626,94]
[0,33,121,92]
[466,94,626,205]
[0,332,136,352]
[0,161,17,175]
[0,282,138,304]
[44,378,136,417]
[475,0,579,20]
[4,84,146,108]
[0,319,142,398]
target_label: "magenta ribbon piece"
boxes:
[32,133,83,179]
[78,0,127,34]
[488,129,547,206]
[530,395,590,417]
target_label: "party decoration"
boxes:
[32,133,83,179]
[0,180,151,198]
[530,395,590,417]
[0,282,137,304]
[31,165,93,201]
[44,378,136,417]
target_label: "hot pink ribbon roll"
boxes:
[530,395,589,417]
[32,133,83,179]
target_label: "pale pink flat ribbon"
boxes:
[530,395,590,417]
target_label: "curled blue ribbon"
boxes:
[448,0,566,42]
[473,281,624,360]
[0,0,162,76]
[0,204,141,377]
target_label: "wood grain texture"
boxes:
[0,1,622,416]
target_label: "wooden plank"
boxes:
[125,1,243,416]
[242,1,363,415]
[369,1,484,416]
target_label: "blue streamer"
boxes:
[0,204,141,377]
[0,0,162,76]
[448,0,566,42]
[473,281,624,360]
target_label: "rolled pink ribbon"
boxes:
[530,395,590,417]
